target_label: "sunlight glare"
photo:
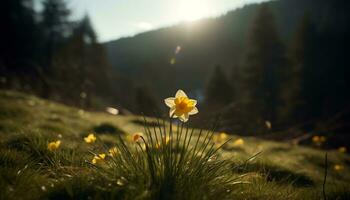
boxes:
[178,0,211,22]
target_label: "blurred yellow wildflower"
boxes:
[84,133,96,144]
[232,138,244,146]
[213,132,228,143]
[133,133,143,142]
[109,147,119,157]
[334,164,344,171]
[312,135,326,146]
[47,140,61,151]
[164,89,198,122]
[338,146,347,153]
[92,154,106,165]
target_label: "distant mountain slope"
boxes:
[104,0,348,98]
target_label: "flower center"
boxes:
[175,97,193,115]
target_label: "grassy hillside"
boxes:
[0,90,349,199]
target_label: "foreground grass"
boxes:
[0,90,349,199]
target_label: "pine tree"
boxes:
[41,0,70,71]
[243,4,286,125]
[279,14,312,123]
[205,65,234,109]
[0,0,40,88]
[52,15,112,107]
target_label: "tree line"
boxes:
[0,0,125,109]
[203,4,350,136]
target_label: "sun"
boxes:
[178,0,211,22]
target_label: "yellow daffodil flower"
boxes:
[109,147,119,157]
[232,138,244,146]
[92,154,106,164]
[338,147,347,153]
[164,89,198,122]
[84,133,96,144]
[334,164,344,171]
[47,140,61,151]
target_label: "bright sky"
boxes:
[66,0,269,42]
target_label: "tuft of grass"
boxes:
[90,118,244,200]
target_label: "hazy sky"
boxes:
[65,0,269,42]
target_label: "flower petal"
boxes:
[175,90,187,98]
[164,97,175,107]
[183,114,189,122]
[189,99,197,106]
[189,107,198,115]
[169,106,176,117]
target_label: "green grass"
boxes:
[0,90,349,199]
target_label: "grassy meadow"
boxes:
[0,90,349,200]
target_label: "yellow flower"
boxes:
[132,133,142,142]
[164,89,198,122]
[334,164,344,171]
[312,136,320,143]
[84,133,96,144]
[47,140,61,151]
[312,135,326,146]
[92,154,106,164]
[232,138,244,146]
[219,132,228,141]
[109,147,119,157]
[338,147,347,153]
[213,132,228,143]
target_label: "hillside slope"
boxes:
[0,90,349,199]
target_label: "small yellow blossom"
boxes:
[312,136,320,143]
[133,133,142,142]
[213,132,228,143]
[92,154,106,165]
[338,147,347,153]
[232,138,244,146]
[334,164,344,171]
[219,132,228,141]
[47,140,61,151]
[84,133,96,144]
[312,135,326,146]
[109,147,119,157]
[164,90,198,122]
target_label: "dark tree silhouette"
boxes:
[243,4,287,125]
[205,65,234,110]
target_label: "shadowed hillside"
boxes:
[105,0,349,98]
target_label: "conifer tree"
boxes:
[243,4,286,124]
[279,14,312,123]
[205,65,234,109]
